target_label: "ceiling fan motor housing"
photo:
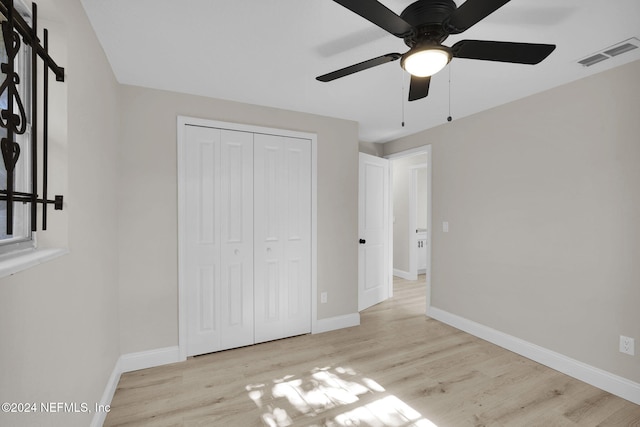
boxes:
[400,0,457,47]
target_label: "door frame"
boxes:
[385,144,432,313]
[176,116,318,361]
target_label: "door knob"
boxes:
[359,239,366,244]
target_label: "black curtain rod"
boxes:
[0,0,64,81]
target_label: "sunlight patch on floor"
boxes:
[246,366,437,427]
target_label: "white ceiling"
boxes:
[81,0,640,143]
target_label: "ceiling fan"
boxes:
[316,0,556,101]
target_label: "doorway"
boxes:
[387,145,432,312]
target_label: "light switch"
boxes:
[442,221,449,233]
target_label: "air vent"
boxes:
[603,43,638,57]
[577,37,640,67]
[578,54,608,67]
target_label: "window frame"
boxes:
[0,2,35,256]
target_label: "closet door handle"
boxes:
[359,239,366,244]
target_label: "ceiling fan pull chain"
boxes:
[447,63,453,122]
[401,69,406,127]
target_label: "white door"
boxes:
[219,129,255,350]
[254,134,311,343]
[358,153,390,311]
[184,126,254,356]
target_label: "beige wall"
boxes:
[0,0,121,426]
[359,140,383,157]
[384,59,640,383]
[1,3,636,423]
[118,85,359,353]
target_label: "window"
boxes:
[0,1,66,275]
[0,9,34,255]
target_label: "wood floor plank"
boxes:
[105,276,640,426]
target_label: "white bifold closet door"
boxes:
[184,125,311,357]
[254,134,311,344]
[185,126,255,356]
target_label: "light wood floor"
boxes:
[105,276,640,426]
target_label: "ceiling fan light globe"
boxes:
[402,47,452,77]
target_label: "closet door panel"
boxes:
[220,129,255,350]
[254,135,284,343]
[185,125,222,356]
[283,138,312,337]
[254,134,311,343]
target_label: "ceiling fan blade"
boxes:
[446,0,511,34]
[408,75,430,101]
[316,53,401,82]
[332,0,414,37]
[452,40,556,64]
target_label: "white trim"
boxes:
[393,268,417,281]
[310,131,319,335]
[408,163,428,170]
[385,145,431,160]
[388,162,394,298]
[386,159,393,299]
[119,346,182,373]
[178,116,316,141]
[0,248,68,279]
[89,359,121,427]
[177,118,187,361]
[425,146,432,313]
[313,313,360,334]
[428,306,640,405]
[177,116,318,359]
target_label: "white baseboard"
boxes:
[119,346,182,373]
[313,313,360,334]
[428,306,640,405]
[393,269,417,281]
[91,346,182,427]
[89,358,122,427]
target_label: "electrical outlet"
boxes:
[619,335,635,356]
[320,292,328,304]
[442,221,449,233]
